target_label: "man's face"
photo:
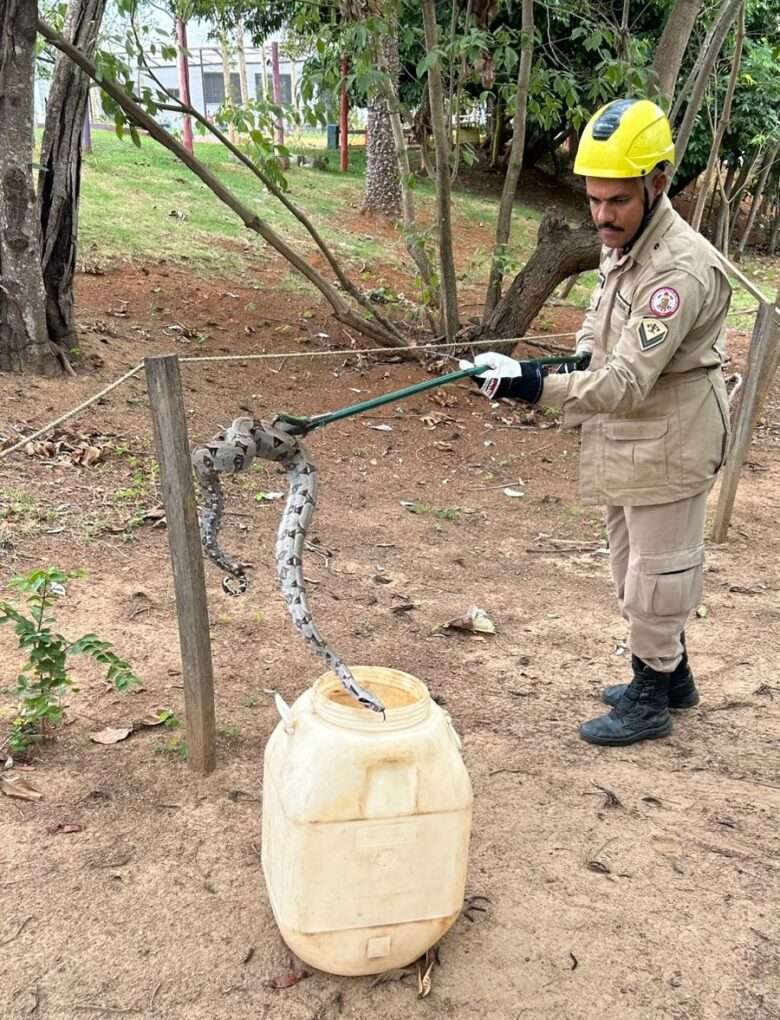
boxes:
[586,176,660,248]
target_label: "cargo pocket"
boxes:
[603,418,669,489]
[708,377,731,471]
[630,546,705,618]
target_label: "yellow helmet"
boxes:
[574,98,675,178]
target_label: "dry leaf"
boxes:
[366,423,393,432]
[0,773,43,801]
[90,726,133,745]
[441,606,496,635]
[46,822,83,835]
[418,958,434,998]
[430,391,457,408]
[695,605,709,618]
[264,970,310,990]
[503,488,525,498]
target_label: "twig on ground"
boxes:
[0,916,33,946]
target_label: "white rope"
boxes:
[0,362,144,461]
[177,331,578,364]
[0,331,578,460]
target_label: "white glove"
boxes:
[459,352,523,399]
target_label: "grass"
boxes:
[76,129,541,285]
[75,128,779,317]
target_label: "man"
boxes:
[461,98,732,747]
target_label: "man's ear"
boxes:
[652,171,668,199]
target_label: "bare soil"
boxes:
[1,260,778,1020]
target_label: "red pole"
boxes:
[271,41,284,148]
[339,54,349,172]
[176,18,194,155]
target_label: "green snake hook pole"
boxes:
[276,355,577,435]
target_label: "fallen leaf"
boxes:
[695,605,709,618]
[366,423,393,432]
[90,726,133,745]
[46,822,83,835]
[503,487,525,498]
[264,970,310,990]
[255,491,284,502]
[1,774,43,800]
[441,606,496,635]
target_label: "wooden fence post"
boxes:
[145,355,216,775]
[712,291,780,543]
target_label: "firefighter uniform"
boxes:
[543,193,732,672]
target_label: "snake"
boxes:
[191,416,385,715]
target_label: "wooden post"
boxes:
[712,291,780,542]
[145,355,216,774]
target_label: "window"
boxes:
[202,71,242,105]
[254,71,293,105]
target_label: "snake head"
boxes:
[222,572,248,597]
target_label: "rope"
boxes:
[0,331,577,461]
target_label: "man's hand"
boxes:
[556,351,592,374]
[459,352,545,403]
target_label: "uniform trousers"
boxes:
[605,489,710,673]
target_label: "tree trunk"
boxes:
[669,0,742,182]
[769,204,780,255]
[648,0,704,105]
[690,0,744,232]
[37,0,107,354]
[713,157,737,250]
[37,16,411,353]
[422,0,459,339]
[375,43,438,304]
[235,18,249,104]
[486,214,600,346]
[737,142,780,258]
[0,0,59,375]
[175,19,193,154]
[483,0,533,318]
[362,34,402,218]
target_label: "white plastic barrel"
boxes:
[261,666,473,976]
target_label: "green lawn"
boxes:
[76,129,778,325]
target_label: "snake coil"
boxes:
[191,416,385,715]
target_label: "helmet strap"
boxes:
[623,170,664,253]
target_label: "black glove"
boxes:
[557,351,592,374]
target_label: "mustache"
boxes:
[597,223,623,231]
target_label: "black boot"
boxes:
[580,659,673,746]
[602,645,699,710]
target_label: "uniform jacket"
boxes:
[543,194,732,506]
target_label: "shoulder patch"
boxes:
[639,318,669,351]
[649,286,680,318]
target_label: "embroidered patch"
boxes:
[639,318,669,351]
[649,286,680,318]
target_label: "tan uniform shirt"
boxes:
[543,194,732,506]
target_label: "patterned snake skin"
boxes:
[191,417,385,715]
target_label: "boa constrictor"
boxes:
[191,417,385,715]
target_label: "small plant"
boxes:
[0,568,141,757]
[154,734,188,760]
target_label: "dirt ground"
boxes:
[1,256,778,1020]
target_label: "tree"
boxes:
[37,0,108,353]
[362,31,403,218]
[690,0,745,231]
[422,0,458,339]
[0,0,59,375]
[648,0,704,105]
[483,0,534,318]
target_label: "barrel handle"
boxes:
[274,692,295,735]
[442,708,463,750]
